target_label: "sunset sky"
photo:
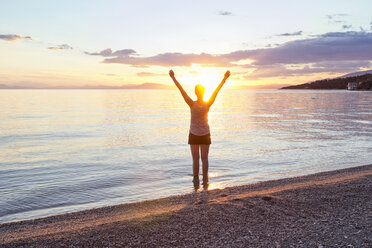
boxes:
[1,0,372,90]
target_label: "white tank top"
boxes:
[190,101,210,136]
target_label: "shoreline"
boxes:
[1,164,371,247]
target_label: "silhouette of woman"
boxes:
[169,70,231,189]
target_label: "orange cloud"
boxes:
[0,34,32,41]
[48,44,73,50]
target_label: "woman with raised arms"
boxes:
[169,70,231,189]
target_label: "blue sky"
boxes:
[1,0,372,89]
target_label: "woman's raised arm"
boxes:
[207,70,230,107]
[169,70,193,107]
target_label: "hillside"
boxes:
[281,73,372,90]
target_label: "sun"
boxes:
[197,71,222,100]
[179,65,224,101]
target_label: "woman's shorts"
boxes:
[188,133,211,145]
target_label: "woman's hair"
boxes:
[195,84,205,98]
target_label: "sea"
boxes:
[0,89,371,223]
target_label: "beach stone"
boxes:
[262,196,273,201]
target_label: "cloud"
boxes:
[342,25,352,29]
[370,21,372,30]
[85,48,136,57]
[136,72,167,77]
[103,52,232,67]
[277,31,303,36]
[244,61,372,79]
[326,13,349,19]
[48,44,73,50]
[0,34,32,41]
[88,31,372,78]
[239,31,372,66]
[219,11,232,16]
[326,13,349,24]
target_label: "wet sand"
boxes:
[1,164,371,247]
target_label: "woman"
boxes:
[169,69,230,188]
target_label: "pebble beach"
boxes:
[1,164,371,248]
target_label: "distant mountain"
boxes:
[0,83,174,90]
[81,83,174,89]
[0,84,11,89]
[281,71,372,90]
[123,83,173,89]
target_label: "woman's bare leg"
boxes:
[200,144,210,184]
[190,145,200,186]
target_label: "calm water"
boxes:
[0,89,371,223]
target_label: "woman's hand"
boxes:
[169,70,175,78]
[224,70,231,80]
[169,69,193,107]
